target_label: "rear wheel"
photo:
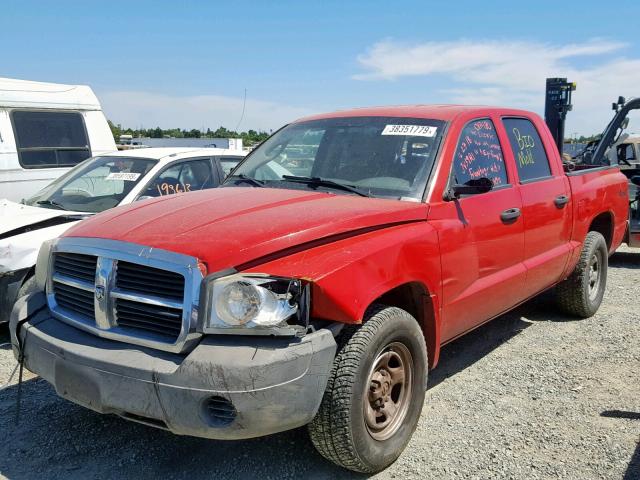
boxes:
[308,305,427,473]
[555,231,608,318]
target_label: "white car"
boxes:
[0,147,246,323]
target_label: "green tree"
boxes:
[107,120,122,142]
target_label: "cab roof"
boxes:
[294,104,535,124]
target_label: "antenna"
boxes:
[235,88,247,132]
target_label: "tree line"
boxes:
[108,121,270,145]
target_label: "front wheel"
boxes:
[308,305,427,473]
[555,231,608,318]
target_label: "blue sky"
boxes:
[2,0,639,134]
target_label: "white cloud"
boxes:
[355,38,639,135]
[98,91,313,132]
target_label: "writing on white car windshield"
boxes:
[225,116,445,201]
[26,156,156,213]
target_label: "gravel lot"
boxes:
[0,247,638,480]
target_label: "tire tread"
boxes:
[308,305,423,473]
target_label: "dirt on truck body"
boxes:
[9,105,629,473]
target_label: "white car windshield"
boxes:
[26,156,156,213]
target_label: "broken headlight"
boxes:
[200,274,309,335]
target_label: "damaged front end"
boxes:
[9,235,337,439]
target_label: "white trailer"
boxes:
[0,77,116,202]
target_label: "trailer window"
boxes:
[503,118,552,182]
[12,110,91,169]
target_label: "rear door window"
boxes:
[218,156,244,177]
[452,119,508,188]
[12,110,91,168]
[502,118,552,182]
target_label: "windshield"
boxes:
[26,156,156,213]
[226,116,445,200]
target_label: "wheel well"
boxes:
[373,282,437,369]
[589,212,613,250]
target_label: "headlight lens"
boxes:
[203,274,305,333]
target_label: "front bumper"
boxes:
[0,268,30,324]
[10,293,337,440]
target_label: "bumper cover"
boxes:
[10,293,337,440]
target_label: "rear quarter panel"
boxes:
[565,167,629,272]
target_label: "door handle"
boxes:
[500,207,521,224]
[554,195,570,208]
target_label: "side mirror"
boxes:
[446,177,493,200]
[631,176,640,187]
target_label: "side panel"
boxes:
[0,109,116,202]
[84,110,117,154]
[565,167,629,276]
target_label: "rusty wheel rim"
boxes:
[363,341,413,441]
[588,251,602,302]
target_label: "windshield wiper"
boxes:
[281,175,370,197]
[226,174,265,187]
[36,200,69,210]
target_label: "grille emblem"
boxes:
[95,285,105,301]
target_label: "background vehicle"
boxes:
[566,97,640,247]
[9,106,628,474]
[0,77,117,202]
[0,147,245,324]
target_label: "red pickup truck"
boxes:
[10,105,629,473]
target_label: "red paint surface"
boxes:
[64,105,629,368]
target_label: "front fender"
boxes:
[243,221,442,354]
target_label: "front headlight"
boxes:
[201,274,308,335]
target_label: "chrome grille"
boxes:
[53,252,97,283]
[116,261,184,299]
[52,281,95,319]
[115,298,183,338]
[47,238,202,353]
[114,261,185,339]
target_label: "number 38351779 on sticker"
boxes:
[381,124,438,137]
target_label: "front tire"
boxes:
[308,305,427,473]
[555,231,608,318]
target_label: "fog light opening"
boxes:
[202,396,237,427]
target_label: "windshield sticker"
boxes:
[381,125,438,137]
[106,172,141,181]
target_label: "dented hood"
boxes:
[64,187,428,272]
[0,199,84,236]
